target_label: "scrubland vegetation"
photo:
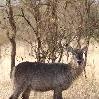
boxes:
[0,0,99,99]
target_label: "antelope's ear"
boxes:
[65,44,75,55]
[81,46,88,53]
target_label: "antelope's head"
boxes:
[65,44,87,66]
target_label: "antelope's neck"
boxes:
[71,64,84,80]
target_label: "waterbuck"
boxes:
[9,45,87,99]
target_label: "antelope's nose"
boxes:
[77,61,82,65]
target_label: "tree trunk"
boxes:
[6,0,16,78]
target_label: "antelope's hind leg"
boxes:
[22,86,31,99]
[9,86,23,99]
[9,83,29,99]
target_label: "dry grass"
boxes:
[1,42,99,99]
[0,75,99,99]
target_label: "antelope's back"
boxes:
[14,61,71,75]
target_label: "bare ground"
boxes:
[1,76,99,99]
